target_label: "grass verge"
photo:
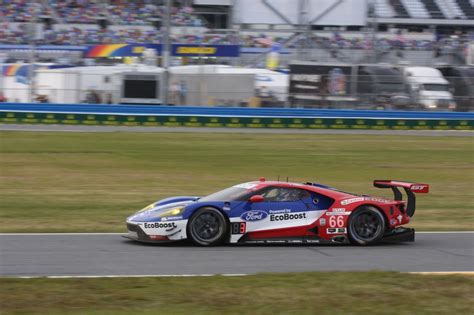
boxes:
[1,272,473,315]
[1,131,473,232]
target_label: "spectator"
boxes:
[35,94,50,103]
[0,92,7,103]
[84,89,101,104]
[178,80,187,105]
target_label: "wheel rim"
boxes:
[191,211,223,243]
[351,210,382,241]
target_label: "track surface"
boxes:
[1,124,473,136]
[1,233,472,276]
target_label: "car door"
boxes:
[241,186,311,235]
[298,190,336,235]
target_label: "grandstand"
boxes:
[374,0,474,19]
[0,0,473,109]
[1,1,472,45]
[1,1,472,62]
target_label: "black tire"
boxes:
[187,207,228,246]
[348,206,386,246]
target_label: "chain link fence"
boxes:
[1,69,472,111]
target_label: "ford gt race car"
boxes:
[125,179,429,246]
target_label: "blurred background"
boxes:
[0,0,473,111]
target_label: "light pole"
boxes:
[160,0,171,105]
[28,2,39,103]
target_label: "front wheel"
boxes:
[187,207,228,246]
[348,206,386,246]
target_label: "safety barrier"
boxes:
[0,103,473,130]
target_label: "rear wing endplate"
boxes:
[373,180,429,217]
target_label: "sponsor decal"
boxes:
[240,210,268,222]
[268,209,291,214]
[329,216,345,228]
[411,185,428,192]
[327,228,346,234]
[319,218,326,226]
[332,208,346,212]
[176,46,217,55]
[305,239,320,243]
[223,202,231,211]
[390,218,397,225]
[234,183,258,189]
[341,197,391,205]
[231,222,246,234]
[143,222,177,229]
[287,239,303,244]
[341,197,365,205]
[397,214,403,224]
[270,212,307,221]
[326,211,351,216]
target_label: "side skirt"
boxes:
[382,227,415,242]
[236,235,350,245]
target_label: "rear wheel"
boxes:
[187,207,228,246]
[348,206,386,245]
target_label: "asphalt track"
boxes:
[1,124,473,136]
[0,232,472,277]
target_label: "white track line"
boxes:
[12,274,248,279]
[0,233,124,235]
[408,272,474,275]
[417,231,474,234]
[1,231,473,236]
[6,272,474,279]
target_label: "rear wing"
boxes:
[373,180,429,217]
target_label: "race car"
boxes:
[125,179,429,246]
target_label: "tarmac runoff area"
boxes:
[1,125,472,277]
[0,124,473,136]
[0,232,473,277]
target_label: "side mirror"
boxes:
[249,195,265,203]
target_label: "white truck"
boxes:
[403,67,456,111]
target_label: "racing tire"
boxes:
[348,206,386,246]
[187,207,228,246]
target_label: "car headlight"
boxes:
[138,202,156,213]
[158,206,185,218]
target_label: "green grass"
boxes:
[0,131,473,232]
[1,272,473,315]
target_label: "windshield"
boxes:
[199,186,250,202]
[423,84,449,92]
[377,82,405,93]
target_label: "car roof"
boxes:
[238,181,356,199]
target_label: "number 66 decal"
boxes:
[329,216,345,228]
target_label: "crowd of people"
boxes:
[1,24,455,52]
[1,0,202,26]
[1,0,472,53]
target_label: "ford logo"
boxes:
[240,210,268,222]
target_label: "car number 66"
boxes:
[329,216,344,228]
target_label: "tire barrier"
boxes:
[1,103,472,130]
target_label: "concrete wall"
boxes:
[169,73,255,106]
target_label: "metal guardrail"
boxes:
[0,103,472,130]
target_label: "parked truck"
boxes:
[289,61,410,109]
[402,66,456,111]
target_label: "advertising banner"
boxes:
[84,44,240,58]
